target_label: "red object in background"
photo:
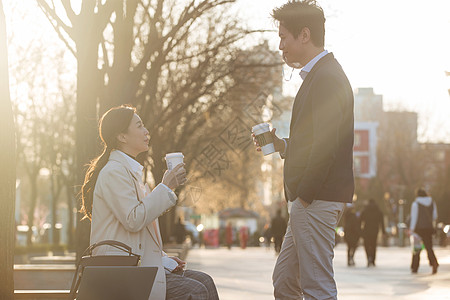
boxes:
[239,226,248,249]
[225,224,233,249]
[203,229,219,247]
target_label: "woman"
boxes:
[81,105,219,299]
[409,188,439,274]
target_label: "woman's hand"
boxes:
[162,163,187,190]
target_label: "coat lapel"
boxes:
[109,151,163,250]
[289,53,335,133]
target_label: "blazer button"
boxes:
[139,243,142,249]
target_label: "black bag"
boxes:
[68,240,140,300]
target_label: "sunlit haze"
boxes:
[237,0,450,143]
[5,0,450,142]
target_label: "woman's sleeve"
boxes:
[96,166,176,232]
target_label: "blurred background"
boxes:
[2,0,449,261]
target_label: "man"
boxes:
[343,204,360,266]
[253,1,354,299]
[271,209,288,254]
[360,199,385,267]
[408,188,439,274]
[174,217,186,244]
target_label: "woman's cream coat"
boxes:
[90,150,177,299]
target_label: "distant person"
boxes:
[343,204,360,266]
[174,217,186,244]
[271,209,287,254]
[225,222,233,250]
[409,188,439,274]
[81,105,218,299]
[239,226,249,249]
[263,223,272,249]
[360,199,385,267]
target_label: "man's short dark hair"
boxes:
[271,0,325,47]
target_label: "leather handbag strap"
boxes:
[82,239,137,257]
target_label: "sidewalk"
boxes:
[186,244,450,300]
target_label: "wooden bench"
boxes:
[13,244,189,299]
[14,264,75,290]
[14,290,70,299]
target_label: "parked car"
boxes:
[184,221,199,245]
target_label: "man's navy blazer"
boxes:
[283,53,354,204]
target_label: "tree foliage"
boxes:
[37,0,279,250]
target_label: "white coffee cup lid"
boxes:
[252,123,270,134]
[165,152,184,159]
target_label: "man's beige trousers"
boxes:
[273,199,345,300]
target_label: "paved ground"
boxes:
[186,244,450,300]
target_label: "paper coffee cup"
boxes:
[165,152,184,170]
[252,123,275,156]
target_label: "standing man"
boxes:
[253,1,354,299]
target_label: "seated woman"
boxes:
[81,105,219,299]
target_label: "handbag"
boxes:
[68,240,141,300]
[410,233,424,255]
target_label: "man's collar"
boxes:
[300,50,329,80]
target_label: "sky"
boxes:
[236,0,450,143]
[4,0,450,143]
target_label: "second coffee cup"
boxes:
[252,123,275,156]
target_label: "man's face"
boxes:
[278,23,304,68]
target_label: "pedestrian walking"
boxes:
[225,222,233,250]
[253,1,355,299]
[239,226,249,249]
[360,199,385,267]
[81,105,219,300]
[174,217,186,244]
[271,209,287,254]
[409,188,439,274]
[343,204,360,266]
[263,223,272,250]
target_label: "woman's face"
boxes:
[118,113,149,157]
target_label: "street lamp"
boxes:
[446,71,450,96]
[398,199,406,247]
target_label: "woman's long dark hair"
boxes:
[80,105,136,220]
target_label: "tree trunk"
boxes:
[49,171,62,246]
[0,1,16,298]
[26,177,37,246]
[66,184,75,249]
[74,37,101,259]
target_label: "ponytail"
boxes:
[80,146,112,220]
[80,105,136,221]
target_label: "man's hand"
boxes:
[252,128,285,153]
[169,256,186,272]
